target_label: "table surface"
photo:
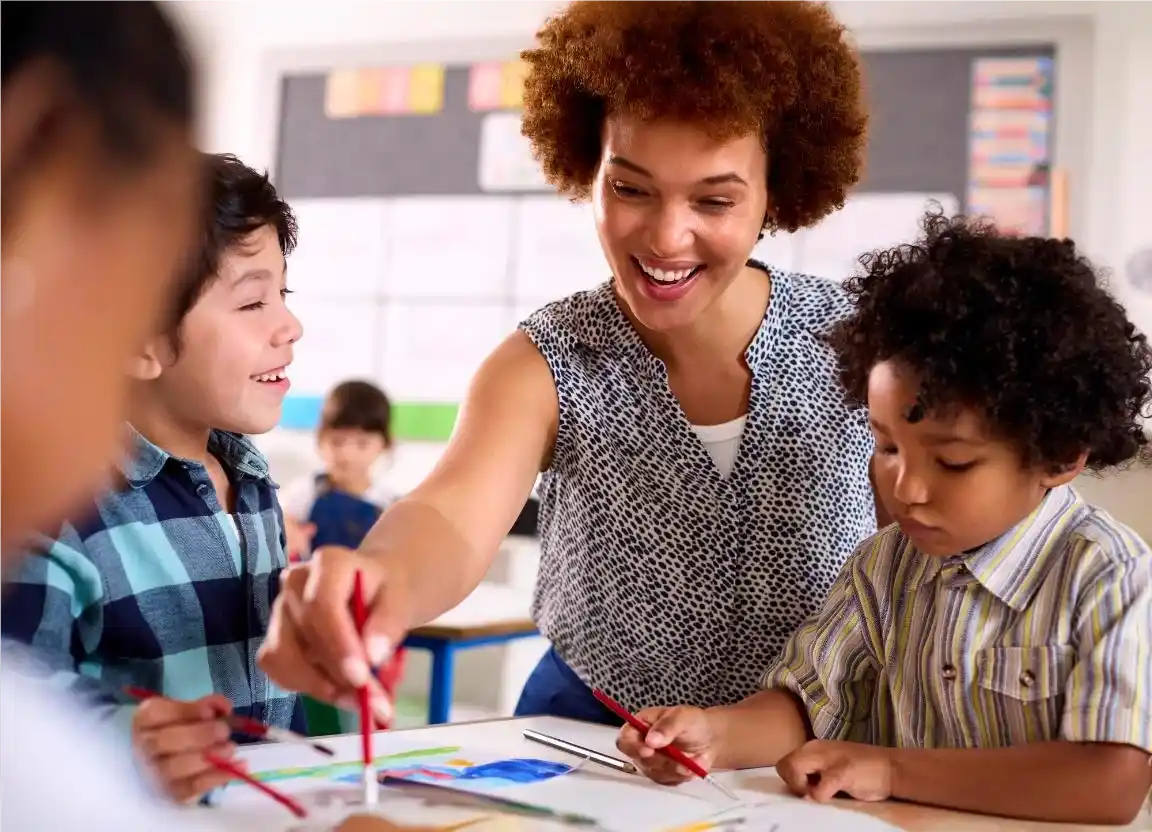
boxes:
[408,582,536,641]
[221,715,1152,832]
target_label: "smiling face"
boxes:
[592,115,770,332]
[867,360,1083,557]
[143,224,303,436]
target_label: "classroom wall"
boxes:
[172,0,1152,716]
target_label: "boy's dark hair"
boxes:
[1,2,193,211]
[167,153,298,335]
[520,1,867,235]
[828,209,1152,472]
[321,381,393,446]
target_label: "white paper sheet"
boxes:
[287,198,390,300]
[378,303,514,401]
[796,192,959,282]
[512,196,611,305]
[478,112,551,192]
[382,196,515,300]
[288,299,379,397]
[214,733,904,832]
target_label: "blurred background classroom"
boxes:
[166,0,1152,728]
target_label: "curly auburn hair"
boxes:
[827,209,1152,472]
[519,1,867,234]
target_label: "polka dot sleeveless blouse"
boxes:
[519,264,877,713]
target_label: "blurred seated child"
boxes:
[615,211,1152,826]
[2,152,305,805]
[280,379,405,710]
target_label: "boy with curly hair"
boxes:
[617,211,1152,825]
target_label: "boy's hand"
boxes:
[776,739,893,803]
[283,515,316,562]
[615,706,718,785]
[131,693,238,803]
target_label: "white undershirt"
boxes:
[691,415,748,478]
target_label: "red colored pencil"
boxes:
[592,689,740,803]
[203,751,308,819]
[352,570,379,806]
[123,686,334,756]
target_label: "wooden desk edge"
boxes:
[409,618,539,642]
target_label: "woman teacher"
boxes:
[260,0,882,723]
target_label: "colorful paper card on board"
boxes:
[499,60,530,109]
[468,62,505,111]
[355,68,386,116]
[378,67,412,115]
[324,69,361,119]
[408,64,445,114]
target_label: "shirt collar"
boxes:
[118,424,272,489]
[906,485,1086,609]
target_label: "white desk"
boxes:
[216,716,1152,832]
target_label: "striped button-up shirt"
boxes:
[763,485,1152,752]
[1,426,303,737]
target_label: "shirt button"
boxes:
[1020,670,1035,687]
[942,664,957,681]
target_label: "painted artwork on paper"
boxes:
[239,745,571,793]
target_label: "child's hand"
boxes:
[615,706,718,785]
[776,739,893,803]
[284,515,316,562]
[131,693,238,803]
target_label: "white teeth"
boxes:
[638,261,699,283]
[255,372,286,382]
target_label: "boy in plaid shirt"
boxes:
[2,152,304,804]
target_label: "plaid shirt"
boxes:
[1,426,304,737]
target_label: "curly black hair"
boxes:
[827,209,1152,472]
[519,1,867,234]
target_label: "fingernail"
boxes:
[215,723,231,741]
[647,731,665,745]
[336,695,358,712]
[342,657,370,687]
[371,695,393,724]
[366,635,392,667]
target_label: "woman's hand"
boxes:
[258,546,413,722]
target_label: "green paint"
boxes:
[253,745,463,783]
[392,402,459,442]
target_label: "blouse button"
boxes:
[1019,670,1035,688]
[941,664,957,681]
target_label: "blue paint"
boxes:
[334,757,571,790]
[455,759,571,784]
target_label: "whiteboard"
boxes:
[288,198,390,300]
[382,196,514,300]
[797,192,960,282]
[512,196,608,304]
[379,303,514,401]
[290,299,379,397]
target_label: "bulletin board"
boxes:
[273,45,1056,441]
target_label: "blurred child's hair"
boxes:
[1,2,194,221]
[828,208,1152,473]
[320,381,393,446]
[167,153,298,338]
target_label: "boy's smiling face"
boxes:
[143,224,302,436]
[867,360,1084,557]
